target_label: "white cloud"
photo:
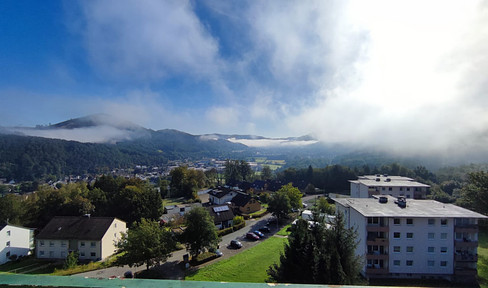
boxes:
[79,0,221,81]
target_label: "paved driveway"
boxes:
[74,214,279,280]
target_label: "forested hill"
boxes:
[0,131,248,181]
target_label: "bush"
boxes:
[191,252,218,265]
[217,226,234,237]
[233,216,244,226]
[63,251,79,269]
[233,221,245,231]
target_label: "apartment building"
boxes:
[334,196,487,282]
[349,174,430,199]
[36,216,126,261]
[0,224,34,264]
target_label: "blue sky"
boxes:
[1,0,488,156]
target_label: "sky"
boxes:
[1,0,488,157]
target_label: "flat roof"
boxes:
[349,175,430,188]
[334,196,488,218]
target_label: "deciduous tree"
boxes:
[182,207,219,258]
[116,218,175,270]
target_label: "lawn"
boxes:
[479,227,488,288]
[276,224,291,236]
[185,236,287,283]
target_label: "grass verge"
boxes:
[185,236,287,283]
[276,224,291,236]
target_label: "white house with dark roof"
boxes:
[349,175,430,199]
[0,224,34,264]
[334,196,487,282]
[208,187,243,205]
[36,216,126,261]
[206,205,235,229]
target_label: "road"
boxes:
[74,213,277,280]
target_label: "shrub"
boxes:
[191,252,218,265]
[233,221,245,231]
[233,216,244,225]
[217,227,234,237]
[63,251,79,269]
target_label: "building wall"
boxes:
[388,217,454,276]
[0,225,33,265]
[351,182,426,199]
[37,239,70,259]
[239,199,261,214]
[100,218,126,260]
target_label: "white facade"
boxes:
[350,175,430,199]
[0,224,34,264]
[335,197,486,281]
[209,190,240,205]
[37,217,126,261]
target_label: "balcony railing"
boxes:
[455,240,478,248]
[366,238,389,245]
[455,225,478,233]
[366,253,388,260]
[454,268,477,276]
[366,267,389,274]
[455,254,478,262]
[367,225,389,232]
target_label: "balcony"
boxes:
[367,238,389,246]
[367,225,389,233]
[455,254,478,262]
[366,253,389,260]
[454,268,477,276]
[455,225,478,234]
[366,267,389,274]
[455,240,478,248]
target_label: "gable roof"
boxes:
[37,216,122,241]
[206,205,234,224]
[231,193,252,207]
[208,186,242,199]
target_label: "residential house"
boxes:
[334,196,487,282]
[231,193,261,214]
[0,224,34,264]
[206,205,235,229]
[36,216,126,261]
[208,187,243,205]
[349,175,430,199]
[161,203,202,224]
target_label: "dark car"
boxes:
[259,226,271,233]
[215,249,223,257]
[267,218,278,226]
[123,271,133,278]
[253,230,265,238]
[230,239,242,249]
[246,232,259,241]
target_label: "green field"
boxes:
[479,227,488,288]
[185,236,287,283]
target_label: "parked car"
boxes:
[215,249,223,257]
[253,230,265,238]
[266,218,278,226]
[259,226,271,233]
[230,239,242,249]
[123,271,133,278]
[246,232,259,241]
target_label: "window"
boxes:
[61,241,66,247]
[393,260,401,266]
[406,218,413,225]
[428,218,435,225]
[90,252,96,257]
[406,246,414,253]
[90,241,96,247]
[406,260,413,266]
[388,187,392,191]
[80,251,85,257]
[80,242,85,247]
[456,232,463,240]
[440,247,447,253]
[368,217,379,225]
[440,261,447,267]
[393,246,401,253]
[61,251,66,258]
[6,251,10,258]
[406,232,413,239]
[6,230,10,236]
[382,187,385,191]
[441,219,448,226]
[400,187,403,191]
[114,223,117,228]
[440,233,447,240]
[428,233,435,240]
[394,218,400,225]
[428,247,435,253]
[406,187,410,191]
[6,241,10,247]
[39,251,44,256]
[49,251,54,257]
[40,240,44,247]
[428,260,435,267]
[393,232,401,239]
[49,241,54,247]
